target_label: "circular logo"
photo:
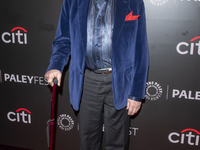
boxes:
[57,114,74,131]
[150,0,168,6]
[145,81,162,101]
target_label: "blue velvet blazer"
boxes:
[47,0,149,111]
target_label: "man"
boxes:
[45,0,148,149]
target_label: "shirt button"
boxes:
[80,72,83,74]
[95,43,101,47]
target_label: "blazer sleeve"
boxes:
[129,0,149,100]
[46,0,71,73]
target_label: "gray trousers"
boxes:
[78,69,130,150]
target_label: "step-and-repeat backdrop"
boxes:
[0,0,200,150]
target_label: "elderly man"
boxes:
[45,0,148,149]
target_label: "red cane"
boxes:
[47,78,58,150]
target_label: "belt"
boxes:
[102,70,112,74]
[88,68,112,74]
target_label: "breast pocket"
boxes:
[124,20,137,26]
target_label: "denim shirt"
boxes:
[86,0,114,70]
[86,0,142,102]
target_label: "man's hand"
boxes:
[126,99,141,116]
[45,69,62,86]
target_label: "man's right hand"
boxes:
[45,69,62,87]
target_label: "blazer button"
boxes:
[80,72,83,74]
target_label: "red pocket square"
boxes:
[125,11,140,21]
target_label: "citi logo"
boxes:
[7,108,31,124]
[168,128,200,146]
[1,27,27,44]
[176,36,200,55]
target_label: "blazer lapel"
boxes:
[78,0,91,51]
[112,0,129,56]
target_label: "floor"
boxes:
[0,145,31,150]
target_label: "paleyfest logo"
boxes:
[145,81,163,101]
[77,124,139,136]
[0,70,48,86]
[168,128,200,146]
[176,36,200,55]
[7,108,31,124]
[172,89,200,100]
[1,27,27,44]
[178,0,200,2]
[150,0,168,6]
[150,0,200,6]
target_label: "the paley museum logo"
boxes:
[57,114,74,131]
[1,27,27,44]
[145,81,163,101]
